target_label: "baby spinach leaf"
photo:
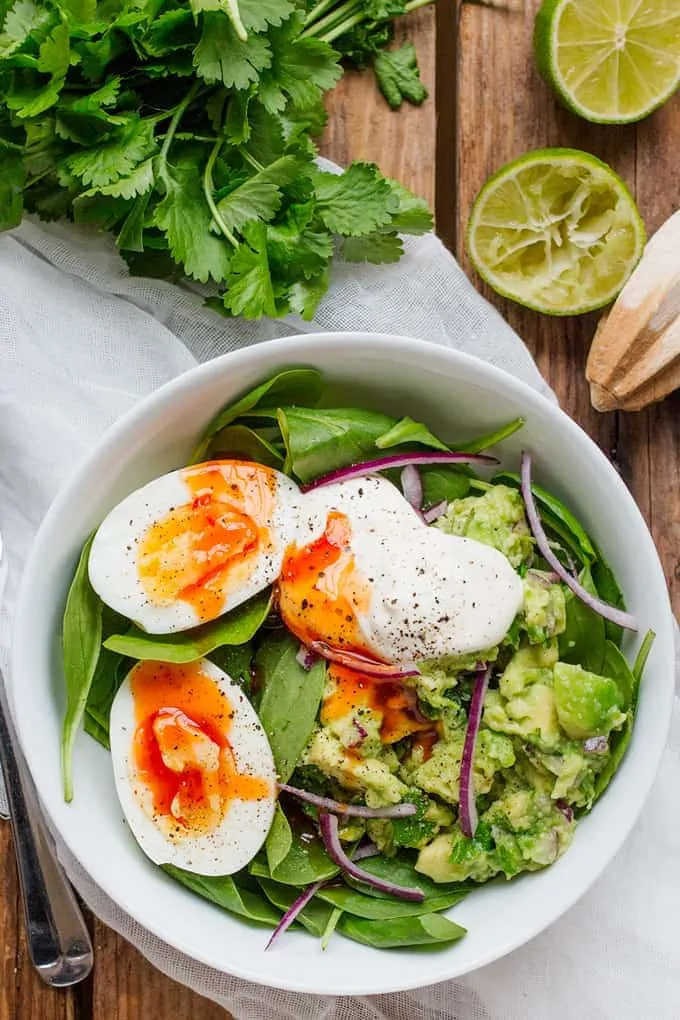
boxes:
[104,590,272,664]
[633,629,655,689]
[251,833,339,886]
[207,423,284,467]
[83,711,110,750]
[602,640,635,710]
[275,405,396,482]
[162,865,280,926]
[593,713,633,802]
[208,641,253,685]
[455,417,524,454]
[317,883,467,920]
[558,565,606,675]
[61,534,103,802]
[375,416,449,452]
[257,877,335,937]
[344,854,471,901]
[339,912,466,949]
[82,646,128,749]
[255,631,326,782]
[320,906,343,950]
[591,555,626,646]
[192,368,323,462]
[493,471,596,565]
[420,466,471,504]
[266,802,293,874]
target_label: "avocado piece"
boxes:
[436,484,534,567]
[485,684,561,749]
[303,728,408,803]
[522,571,567,644]
[553,662,627,740]
[407,727,515,805]
[499,642,558,698]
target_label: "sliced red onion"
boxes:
[583,736,608,754]
[295,644,319,671]
[302,451,497,492]
[423,500,448,525]
[556,799,574,823]
[458,666,491,838]
[319,813,424,902]
[351,840,380,862]
[519,452,637,632]
[278,782,417,819]
[265,879,324,950]
[400,465,424,519]
[308,639,419,679]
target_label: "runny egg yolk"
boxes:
[277,511,376,660]
[137,461,276,624]
[321,664,432,746]
[130,661,270,839]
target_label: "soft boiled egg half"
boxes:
[109,657,276,875]
[89,460,323,634]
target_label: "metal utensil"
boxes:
[0,531,94,987]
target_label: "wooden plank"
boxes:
[0,826,77,1020]
[451,0,680,618]
[86,13,438,1020]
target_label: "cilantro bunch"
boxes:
[0,0,434,320]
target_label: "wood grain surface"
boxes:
[1,2,677,1016]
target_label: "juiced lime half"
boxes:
[535,0,680,124]
[466,148,645,316]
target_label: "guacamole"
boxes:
[301,483,631,885]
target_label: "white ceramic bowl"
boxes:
[11,333,674,995]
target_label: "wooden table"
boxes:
[1,2,678,1017]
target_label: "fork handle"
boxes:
[0,678,93,987]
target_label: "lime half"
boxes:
[535,0,680,124]
[466,148,645,316]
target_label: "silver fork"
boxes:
[0,530,94,986]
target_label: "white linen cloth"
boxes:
[0,210,678,1020]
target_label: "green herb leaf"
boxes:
[215,154,301,234]
[341,231,403,264]
[0,144,24,229]
[61,534,103,802]
[194,12,272,88]
[255,631,326,782]
[207,423,284,466]
[339,911,466,949]
[276,405,396,482]
[375,416,449,452]
[312,162,395,237]
[265,801,293,873]
[373,43,428,110]
[386,177,433,235]
[64,119,156,189]
[104,590,271,664]
[222,221,276,318]
[162,865,281,926]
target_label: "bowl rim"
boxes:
[10,331,675,994]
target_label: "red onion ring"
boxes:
[319,813,425,902]
[308,639,419,679]
[265,879,325,950]
[458,666,491,838]
[519,452,637,632]
[278,782,418,819]
[295,645,319,671]
[400,465,425,520]
[302,451,497,492]
[422,500,448,525]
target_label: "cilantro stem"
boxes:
[404,0,436,11]
[319,10,365,43]
[224,0,248,42]
[302,0,362,38]
[239,147,265,173]
[203,139,239,248]
[157,81,200,186]
[303,0,339,29]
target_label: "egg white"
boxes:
[89,463,325,633]
[304,476,524,661]
[109,658,276,876]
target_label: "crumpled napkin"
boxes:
[0,213,678,1020]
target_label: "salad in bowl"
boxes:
[59,364,654,954]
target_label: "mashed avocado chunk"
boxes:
[553,662,627,740]
[436,485,534,567]
[522,570,567,643]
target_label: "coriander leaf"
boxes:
[64,118,155,187]
[37,20,70,78]
[0,0,52,58]
[73,191,132,229]
[246,100,286,164]
[6,72,64,117]
[258,18,341,114]
[154,146,231,284]
[222,221,276,317]
[0,144,24,228]
[144,8,196,55]
[341,231,403,264]
[223,88,251,143]
[312,162,394,237]
[236,0,295,33]
[373,42,428,109]
[386,177,433,235]
[194,12,271,89]
[58,0,96,22]
[215,154,300,233]
[61,534,103,802]
[266,210,333,281]
[82,156,154,199]
[288,269,329,320]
